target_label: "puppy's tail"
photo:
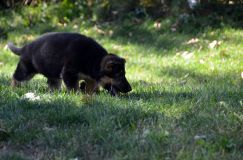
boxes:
[8,42,22,55]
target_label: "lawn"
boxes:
[0,7,243,160]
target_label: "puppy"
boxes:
[8,32,132,96]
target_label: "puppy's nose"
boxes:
[125,85,132,93]
[128,85,132,92]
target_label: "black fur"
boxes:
[9,32,132,95]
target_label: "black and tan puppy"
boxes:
[8,32,132,96]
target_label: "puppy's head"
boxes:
[100,54,132,96]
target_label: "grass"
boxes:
[0,5,243,160]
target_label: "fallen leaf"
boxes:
[181,51,194,60]
[4,44,8,50]
[186,38,199,45]
[73,24,78,29]
[154,21,161,29]
[21,92,40,101]
[194,135,207,140]
[171,22,179,32]
[108,30,114,36]
[209,40,218,49]
[94,26,105,35]
[208,40,222,49]
[219,101,227,107]
[171,27,177,32]
[43,127,55,132]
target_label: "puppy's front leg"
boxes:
[63,71,79,92]
[47,78,62,91]
[103,84,119,96]
[83,79,99,95]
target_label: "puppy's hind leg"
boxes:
[47,78,61,91]
[12,61,35,87]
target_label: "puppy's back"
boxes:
[22,32,108,78]
[25,32,107,57]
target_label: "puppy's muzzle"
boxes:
[116,77,132,93]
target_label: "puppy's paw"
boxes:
[109,86,120,96]
[80,81,86,93]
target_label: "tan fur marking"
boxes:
[99,76,113,87]
[85,79,98,94]
[79,73,99,94]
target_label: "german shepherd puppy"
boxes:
[8,32,132,96]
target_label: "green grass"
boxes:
[0,6,243,160]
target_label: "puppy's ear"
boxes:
[121,58,126,63]
[109,53,126,64]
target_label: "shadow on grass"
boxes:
[0,69,242,159]
[0,88,166,159]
